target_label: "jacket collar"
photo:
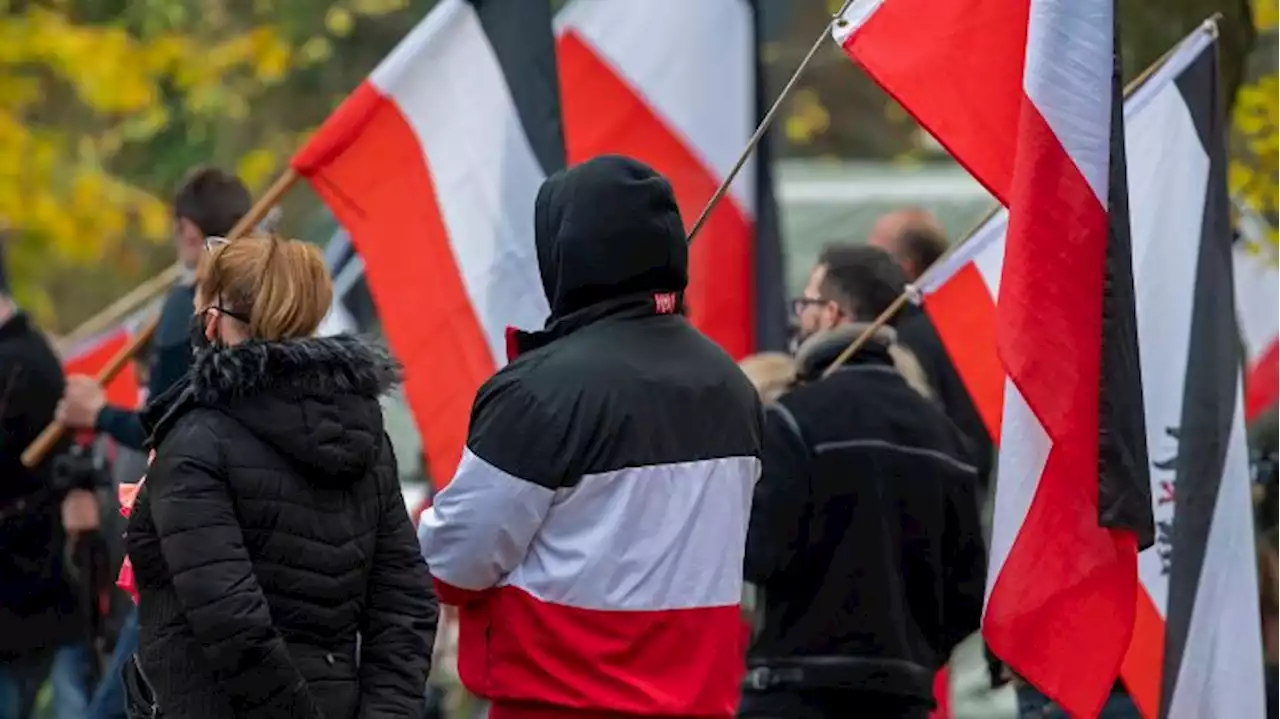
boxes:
[506,290,682,360]
[139,334,400,450]
[0,311,29,342]
[794,323,896,381]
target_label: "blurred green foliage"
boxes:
[1,0,436,330]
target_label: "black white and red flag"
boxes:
[833,0,1154,714]
[554,0,788,357]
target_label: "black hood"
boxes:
[534,155,688,319]
[144,335,401,487]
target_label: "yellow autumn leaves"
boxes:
[0,0,408,327]
[1229,0,1279,258]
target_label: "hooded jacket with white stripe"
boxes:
[418,155,764,719]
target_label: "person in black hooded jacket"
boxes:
[418,155,763,719]
[124,234,437,718]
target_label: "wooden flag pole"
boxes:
[58,263,183,353]
[21,169,301,468]
[817,20,1216,379]
[59,204,287,352]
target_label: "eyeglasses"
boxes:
[791,296,828,316]
[199,304,250,325]
[204,236,229,252]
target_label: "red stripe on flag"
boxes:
[922,264,1004,438]
[1244,339,1278,422]
[65,329,140,410]
[556,32,754,359]
[1120,587,1166,719]
[983,95,1137,717]
[292,81,495,487]
[930,665,951,719]
[848,0,1028,205]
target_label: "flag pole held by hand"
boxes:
[21,169,301,469]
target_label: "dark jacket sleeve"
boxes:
[0,359,30,464]
[93,297,194,452]
[358,440,439,718]
[0,342,66,486]
[95,406,147,450]
[148,419,318,719]
[941,470,986,657]
[745,403,813,585]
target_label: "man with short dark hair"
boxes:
[743,246,985,719]
[57,167,251,448]
[791,245,908,347]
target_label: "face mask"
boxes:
[190,312,216,352]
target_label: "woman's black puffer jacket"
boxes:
[125,334,438,718]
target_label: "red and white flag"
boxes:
[1234,224,1279,421]
[554,0,788,357]
[835,0,1155,715]
[291,0,565,486]
[876,23,1270,718]
[61,302,156,409]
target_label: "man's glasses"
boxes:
[791,296,827,317]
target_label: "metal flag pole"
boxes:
[686,0,859,244]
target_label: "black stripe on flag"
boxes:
[469,0,566,177]
[1096,24,1154,544]
[1160,39,1237,715]
[748,0,788,352]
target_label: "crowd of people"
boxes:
[0,156,1275,719]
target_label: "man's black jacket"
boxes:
[95,282,195,449]
[0,311,79,658]
[745,327,987,700]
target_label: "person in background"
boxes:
[419,156,763,719]
[124,234,437,716]
[742,245,986,719]
[739,353,797,404]
[1257,530,1278,719]
[53,167,252,719]
[86,340,153,719]
[0,248,84,719]
[867,208,994,490]
[58,167,251,448]
[1250,403,1278,535]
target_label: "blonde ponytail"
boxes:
[197,234,333,341]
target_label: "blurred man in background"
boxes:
[57,167,251,447]
[868,208,995,489]
[0,245,85,719]
[55,167,250,719]
[743,246,985,719]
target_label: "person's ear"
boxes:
[820,301,841,328]
[204,310,218,342]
